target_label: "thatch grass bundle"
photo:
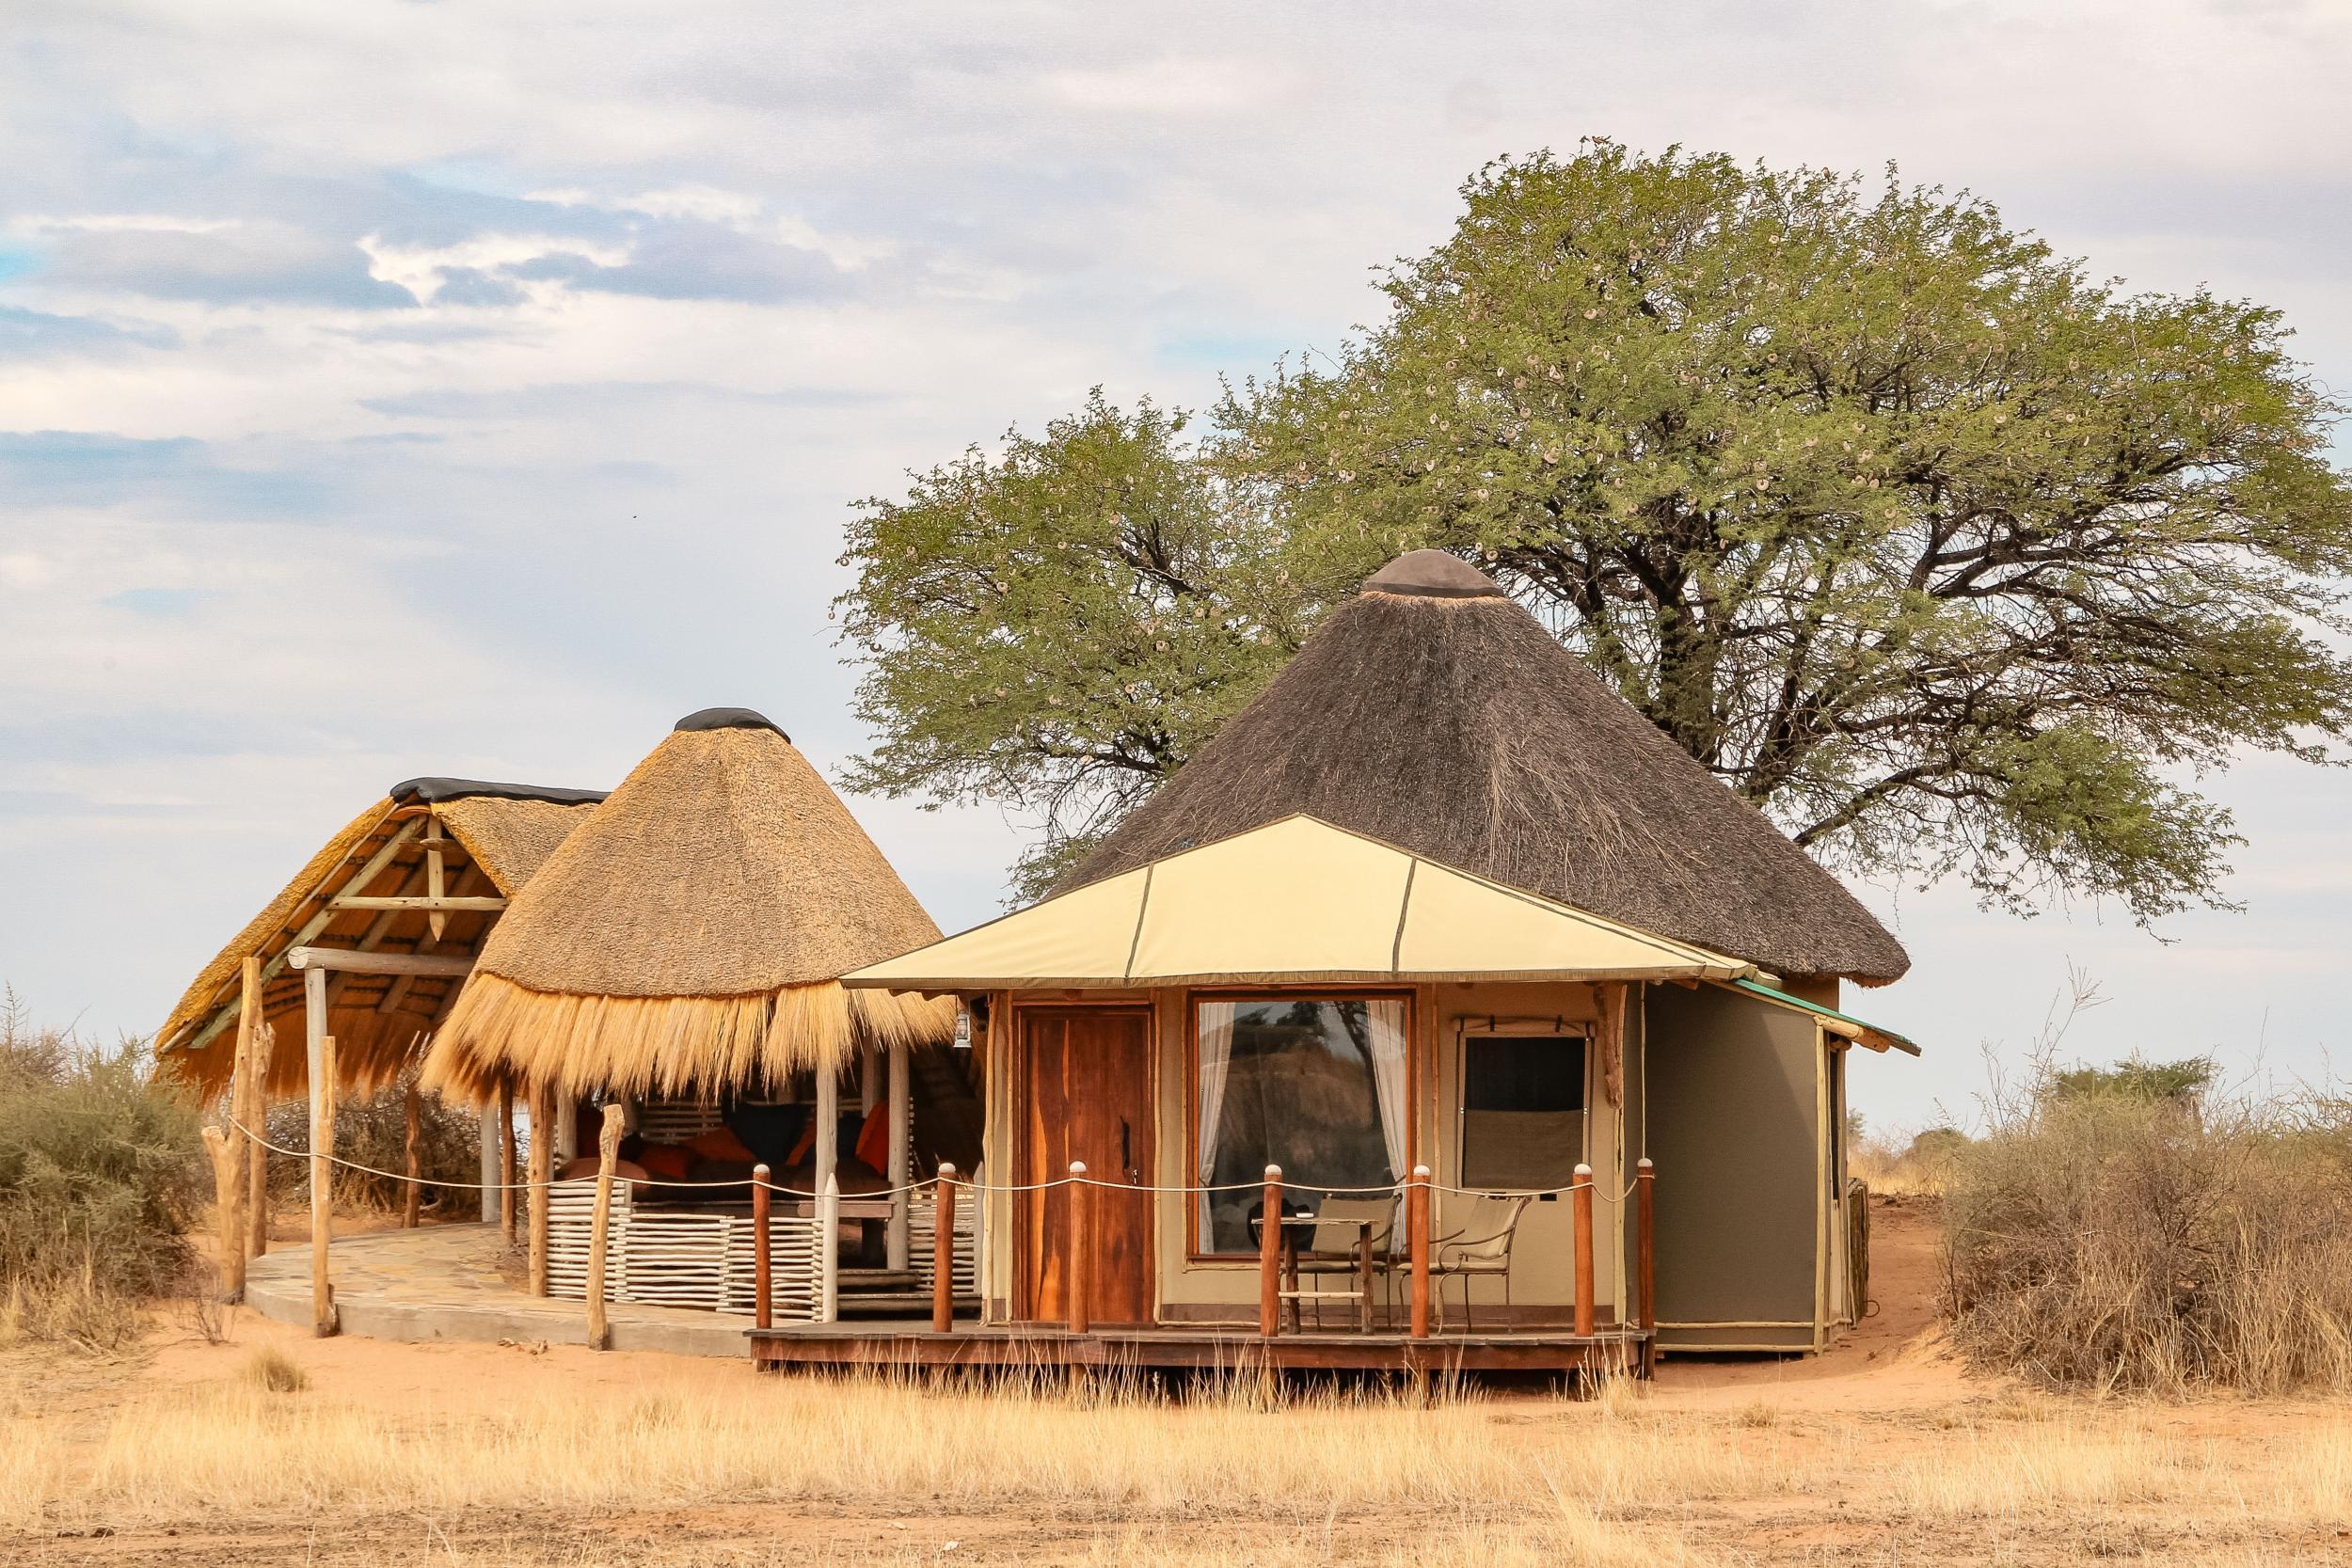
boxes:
[422,710,955,1103]
[1057,551,1907,983]
[1942,1081,2352,1394]
[425,973,951,1102]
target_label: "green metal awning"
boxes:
[1725,978,1921,1056]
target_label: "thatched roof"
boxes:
[1057,551,1910,983]
[421,709,956,1103]
[155,780,607,1099]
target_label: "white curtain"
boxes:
[1196,1002,1238,1239]
[1365,1000,1410,1219]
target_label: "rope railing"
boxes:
[223,1107,1659,1370]
[221,1112,1643,1206]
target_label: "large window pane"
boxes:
[1197,997,1406,1253]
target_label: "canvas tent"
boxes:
[832,550,1917,1364]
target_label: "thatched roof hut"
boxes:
[156,777,607,1099]
[421,708,956,1104]
[1057,550,1910,983]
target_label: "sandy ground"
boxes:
[8,1196,2349,1566]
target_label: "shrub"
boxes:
[1942,1069,2352,1395]
[262,1079,485,1217]
[243,1345,308,1393]
[0,990,206,1352]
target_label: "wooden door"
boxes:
[1018,1008,1155,1326]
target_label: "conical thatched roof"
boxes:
[422,708,956,1103]
[1057,551,1910,983]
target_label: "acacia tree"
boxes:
[835,392,1308,895]
[841,143,2352,920]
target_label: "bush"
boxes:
[0,990,206,1352]
[263,1079,485,1217]
[1942,1069,2352,1395]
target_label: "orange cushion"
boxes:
[687,1125,755,1163]
[636,1143,692,1181]
[787,1117,817,1167]
[855,1106,890,1172]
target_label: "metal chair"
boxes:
[1431,1193,1534,1332]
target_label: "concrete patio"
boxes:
[243,1222,755,1357]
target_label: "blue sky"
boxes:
[3,1,2346,1133]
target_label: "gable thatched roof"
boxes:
[155,780,606,1100]
[1056,551,1910,983]
[421,708,955,1104]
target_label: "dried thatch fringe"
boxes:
[420,971,956,1106]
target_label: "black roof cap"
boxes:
[389,778,609,807]
[1362,549,1504,599]
[674,706,789,739]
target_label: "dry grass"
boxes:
[7,1363,2352,1564]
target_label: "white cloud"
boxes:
[0,0,2345,1096]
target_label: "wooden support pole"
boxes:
[326,895,507,912]
[241,960,269,1259]
[1572,1162,1596,1339]
[814,1061,839,1190]
[1258,1164,1283,1338]
[527,1082,553,1297]
[585,1102,624,1351]
[1408,1164,1432,1340]
[304,960,340,1337]
[1636,1157,1657,1376]
[932,1163,957,1334]
[477,1102,499,1222]
[752,1163,773,1331]
[860,1040,880,1114]
[424,828,449,942]
[402,1085,423,1227]
[1066,1162,1090,1336]
[202,1125,240,1301]
[885,1037,911,1272]
[817,1174,840,1324]
[287,945,473,977]
[498,1081,517,1243]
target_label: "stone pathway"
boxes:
[245,1222,753,1356]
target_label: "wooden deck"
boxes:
[748,1319,1650,1373]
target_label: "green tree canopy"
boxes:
[836,393,1306,894]
[840,142,2352,918]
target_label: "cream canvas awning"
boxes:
[843,815,1760,991]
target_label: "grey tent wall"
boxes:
[1642,983,1822,1351]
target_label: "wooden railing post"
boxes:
[932,1163,958,1334]
[751,1163,773,1331]
[201,1125,240,1300]
[1408,1164,1432,1339]
[1258,1164,1283,1338]
[586,1102,624,1350]
[1066,1162,1090,1336]
[1636,1157,1657,1376]
[1572,1162,1596,1338]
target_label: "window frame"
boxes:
[1453,1028,1591,1191]
[1183,986,1420,1261]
